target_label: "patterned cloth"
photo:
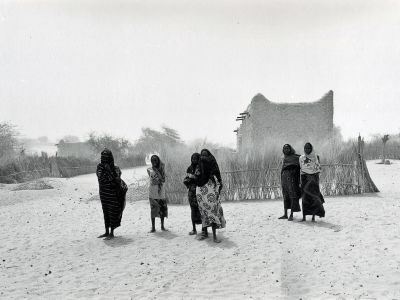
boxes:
[147,167,166,199]
[149,198,168,219]
[299,152,321,175]
[97,161,126,229]
[148,155,166,198]
[301,173,325,217]
[281,166,301,212]
[196,179,226,229]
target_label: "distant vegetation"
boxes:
[0,122,20,165]
[1,121,389,196]
[363,134,400,160]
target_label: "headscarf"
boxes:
[199,148,221,183]
[101,148,114,166]
[187,153,201,174]
[151,154,166,185]
[281,144,300,171]
[184,153,201,188]
[100,148,118,176]
[299,143,321,174]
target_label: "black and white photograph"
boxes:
[1,1,399,299]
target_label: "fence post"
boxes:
[354,160,361,194]
[358,135,380,193]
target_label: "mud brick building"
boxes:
[235,90,334,152]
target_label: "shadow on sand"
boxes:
[203,233,238,249]
[104,236,135,247]
[295,220,343,232]
[152,230,179,240]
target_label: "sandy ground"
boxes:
[0,161,399,299]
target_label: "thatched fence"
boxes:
[165,136,379,204]
[0,154,145,183]
[0,157,99,183]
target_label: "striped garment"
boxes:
[96,164,125,229]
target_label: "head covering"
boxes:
[299,143,321,174]
[191,153,201,166]
[101,148,115,166]
[281,144,300,171]
[151,155,165,183]
[304,142,313,154]
[187,153,201,174]
[199,148,221,183]
[184,153,201,188]
[283,144,296,155]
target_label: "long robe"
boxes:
[281,165,301,212]
[196,179,226,229]
[184,165,202,225]
[97,164,126,228]
[147,164,168,219]
[301,173,325,217]
[194,150,226,229]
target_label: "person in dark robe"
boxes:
[147,155,168,232]
[183,153,203,235]
[279,144,301,221]
[194,149,226,243]
[96,149,127,240]
[299,142,325,222]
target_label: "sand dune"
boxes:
[0,162,399,299]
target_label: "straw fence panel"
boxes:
[165,163,365,204]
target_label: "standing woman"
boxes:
[299,142,325,222]
[147,155,168,232]
[195,149,226,243]
[96,149,127,240]
[279,144,302,221]
[183,153,203,235]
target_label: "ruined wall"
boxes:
[237,91,334,151]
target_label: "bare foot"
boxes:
[149,229,156,233]
[197,234,208,240]
[104,234,114,240]
[189,230,197,235]
[97,233,109,238]
[278,215,288,220]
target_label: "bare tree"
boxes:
[88,132,131,159]
[0,122,19,161]
[133,126,183,155]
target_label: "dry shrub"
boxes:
[12,179,53,191]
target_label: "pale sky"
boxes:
[1,0,399,147]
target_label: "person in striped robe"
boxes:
[96,149,126,240]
